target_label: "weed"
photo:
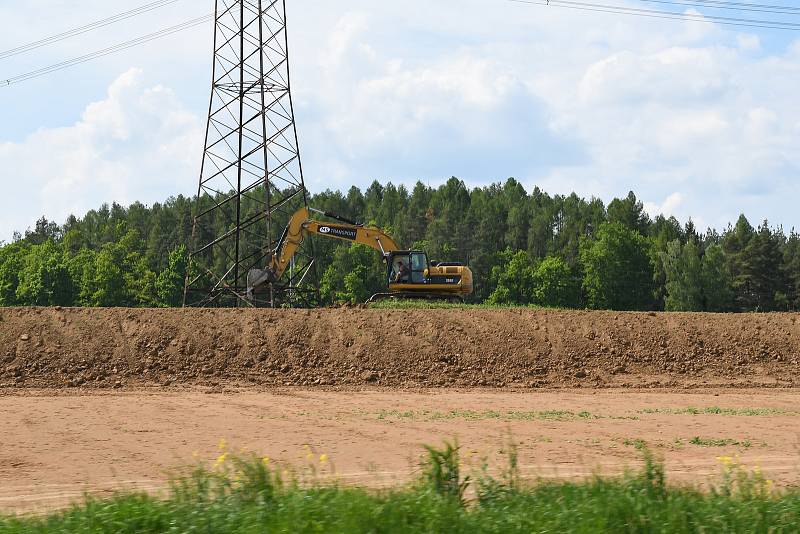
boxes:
[375,409,597,422]
[689,437,751,447]
[3,446,800,533]
[623,438,648,450]
[420,441,470,505]
[475,435,522,505]
[640,407,795,416]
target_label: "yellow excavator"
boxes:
[247,207,473,303]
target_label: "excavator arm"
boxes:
[247,207,401,297]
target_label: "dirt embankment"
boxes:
[1,307,799,390]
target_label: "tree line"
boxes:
[1,177,798,311]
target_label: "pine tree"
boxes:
[784,232,800,310]
[721,214,755,311]
[607,191,650,235]
[737,221,788,310]
[661,239,703,311]
[701,244,734,312]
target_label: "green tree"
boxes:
[784,232,800,310]
[466,186,507,301]
[736,221,788,311]
[701,244,734,312]
[156,245,189,307]
[531,255,580,308]
[648,215,685,309]
[487,249,535,305]
[23,216,61,245]
[91,244,128,306]
[580,222,654,311]
[5,178,800,312]
[0,242,28,306]
[68,248,99,307]
[404,182,432,246]
[320,244,384,304]
[15,241,76,306]
[68,229,157,307]
[721,214,754,311]
[607,191,650,235]
[661,239,703,311]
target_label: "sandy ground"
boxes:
[2,388,799,513]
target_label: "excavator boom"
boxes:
[270,208,400,281]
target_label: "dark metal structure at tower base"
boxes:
[185,0,316,307]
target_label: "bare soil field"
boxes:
[2,307,800,389]
[1,389,800,513]
[2,308,800,512]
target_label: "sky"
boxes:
[1,0,799,242]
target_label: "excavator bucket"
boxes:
[246,268,274,300]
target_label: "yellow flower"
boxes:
[319,454,328,464]
[262,456,270,467]
[716,456,734,467]
[219,438,227,451]
[215,453,228,466]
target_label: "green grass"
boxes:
[689,437,752,448]
[367,299,546,310]
[622,438,648,450]
[640,407,797,416]
[2,444,799,533]
[375,409,597,422]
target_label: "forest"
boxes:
[1,177,798,311]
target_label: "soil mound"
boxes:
[1,307,799,389]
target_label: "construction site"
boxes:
[2,0,800,530]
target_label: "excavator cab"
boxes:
[388,251,428,284]
[382,250,472,302]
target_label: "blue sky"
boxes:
[1,0,799,242]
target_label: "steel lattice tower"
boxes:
[185,0,316,307]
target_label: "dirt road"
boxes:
[2,389,799,512]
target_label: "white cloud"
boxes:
[0,68,202,240]
[645,192,684,219]
[737,34,761,51]
[289,5,800,231]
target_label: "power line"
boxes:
[505,0,800,30]
[4,0,799,88]
[0,0,181,60]
[1,15,212,87]
[637,0,800,15]
[684,0,800,12]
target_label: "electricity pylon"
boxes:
[185,0,316,307]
